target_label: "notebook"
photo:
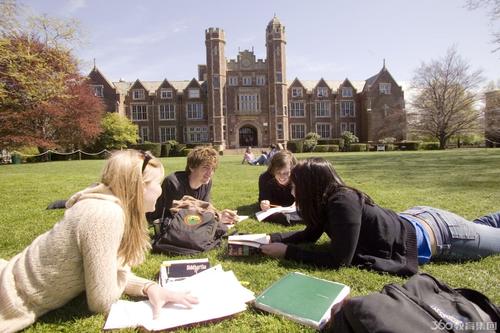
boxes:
[254,272,350,329]
[227,234,270,256]
[159,258,210,286]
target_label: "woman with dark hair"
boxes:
[260,157,500,276]
[258,150,300,225]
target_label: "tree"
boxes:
[409,47,484,149]
[94,113,139,150]
[341,131,359,151]
[466,0,500,52]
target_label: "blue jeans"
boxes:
[401,206,500,261]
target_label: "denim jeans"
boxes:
[401,206,500,261]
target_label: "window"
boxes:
[291,87,303,98]
[341,122,348,133]
[238,94,260,112]
[342,87,353,97]
[290,101,305,117]
[187,127,208,143]
[290,124,306,139]
[340,101,355,117]
[316,123,331,139]
[349,122,356,134]
[315,101,330,117]
[160,88,173,99]
[160,127,176,142]
[188,88,200,98]
[187,103,203,119]
[132,89,145,100]
[317,87,328,97]
[140,127,149,142]
[275,72,282,83]
[159,104,175,120]
[131,104,147,121]
[379,83,391,95]
[242,76,252,86]
[228,76,238,86]
[91,85,103,97]
[212,75,219,88]
[256,75,266,86]
[277,123,283,140]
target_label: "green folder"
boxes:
[254,272,350,330]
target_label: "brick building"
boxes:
[88,16,406,148]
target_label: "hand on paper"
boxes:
[220,209,238,224]
[146,284,199,319]
[260,242,287,259]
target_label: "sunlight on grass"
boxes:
[1,149,499,332]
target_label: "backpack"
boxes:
[152,209,228,255]
[329,273,499,333]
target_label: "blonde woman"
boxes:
[0,150,198,333]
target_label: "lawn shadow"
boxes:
[236,203,259,216]
[36,293,93,325]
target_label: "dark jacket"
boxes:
[270,188,418,276]
[258,171,294,207]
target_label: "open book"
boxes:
[104,265,255,331]
[254,272,350,330]
[227,234,270,256]
[255,205,297,222]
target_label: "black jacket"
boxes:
[270,188,418,276]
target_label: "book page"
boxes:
[228,234,269,247]
[255,205,296,222]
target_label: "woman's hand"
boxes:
[220,209,238,224]
[260,242,287,258]
[260,200,271,211]
[146,284,199,319]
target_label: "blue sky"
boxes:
[23,0,500,87]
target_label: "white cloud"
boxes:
[64,0,86,13]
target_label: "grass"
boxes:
[1,148,499,332]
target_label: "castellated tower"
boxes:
[205,28,227,147]
[266,16,288,145]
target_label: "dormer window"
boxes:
[91,85,103,97]
[132,89,145,100]
[317,87,328,97]
[291,87,303,98]
[379,83,391,95]
[160,88,173,99]
[342,87,353,97]
[188,88,200,99]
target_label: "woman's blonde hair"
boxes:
[100,150,164,266]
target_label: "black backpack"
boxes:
[151,209,228,255]
[329,273,499,333]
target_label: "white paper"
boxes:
[104,265,255,331]
[228,234,270,248]
[255,205,297,222]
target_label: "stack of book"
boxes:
[227,233,270,256]
[159,258,210,286]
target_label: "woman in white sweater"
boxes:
[0,150,198,333]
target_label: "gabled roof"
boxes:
[288,79,365,93]
[88,67,114,90]
[113,81,132,94]
[111,79,202,95]
[363,63,399,92]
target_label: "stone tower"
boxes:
[205,27,227,147]
[266,16,288,145]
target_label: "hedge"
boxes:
[161,143,172,157]
[181,148,192,156]
[313,145,330,152]
[350,143,367,152]
[329,145,340,152]
[130,143,161,157]
[397,141,421,151]
[421,142,440,150]
[287,141,304,153]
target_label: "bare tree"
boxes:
[466,0,500,52]
[410,47,484,149]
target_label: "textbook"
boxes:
[254,272,350,330]
[159,258,210,286]
[255,205,297,222]
[104,265,255,332]
[227,233,269,256]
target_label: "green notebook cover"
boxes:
[254,272,350,329]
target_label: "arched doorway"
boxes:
[239,126,258,147]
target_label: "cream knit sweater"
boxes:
[0,184,152,333]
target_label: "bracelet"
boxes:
[142,282,156,296]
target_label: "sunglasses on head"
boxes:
[140,150,153,173]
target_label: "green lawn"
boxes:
[1,149,499,332]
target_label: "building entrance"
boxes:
[239,126,257,147]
